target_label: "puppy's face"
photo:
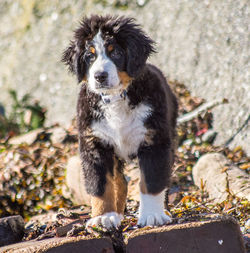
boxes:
[85,31,126,94]
[62,15,155,94]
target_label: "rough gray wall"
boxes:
[0,1,86,128]
[0,0,249,154]
[134,0,249,154]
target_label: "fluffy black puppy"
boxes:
[62,15,178,229]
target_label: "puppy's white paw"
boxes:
[138,191,172,227]
[138,211,172,227]
[86,212,123,230]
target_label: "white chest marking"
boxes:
[91,100,152,160]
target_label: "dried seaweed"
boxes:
[0,82,249,241]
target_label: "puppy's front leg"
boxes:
[88,173,123,229]
[79,136,123,229]
[137,144,173,227]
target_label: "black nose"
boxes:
[94,71,108,83]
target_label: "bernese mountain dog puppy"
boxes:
[62,15,178,229]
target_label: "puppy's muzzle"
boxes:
[95,71,108,88]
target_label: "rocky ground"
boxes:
[0,82,249,251]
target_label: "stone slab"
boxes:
[0,237,114,253]
[126,216,246,253]
[1,216,246,252]
[0,215,24,247]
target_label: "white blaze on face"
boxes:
[88,31,120,93]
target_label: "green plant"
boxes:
[0,90,46,139]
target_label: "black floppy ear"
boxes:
[62,15,100,83]
[62,41,87,83]
[117,18,155,77]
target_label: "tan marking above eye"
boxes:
[107,44,114,52]
[89,46,95,54]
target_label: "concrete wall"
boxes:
[0,0,249,154]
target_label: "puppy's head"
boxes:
[62,15,155,94]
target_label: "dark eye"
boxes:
[87,52,95,58]
[110,48,122,59]
[85,51,95,61]
[84,46,95,59]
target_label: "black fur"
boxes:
[62,15,178,198]
[62,15,155,82]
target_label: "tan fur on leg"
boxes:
[91,158,127,217]
[113,159,127,214]
[91,173,116,217]
[139,170,148,194]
